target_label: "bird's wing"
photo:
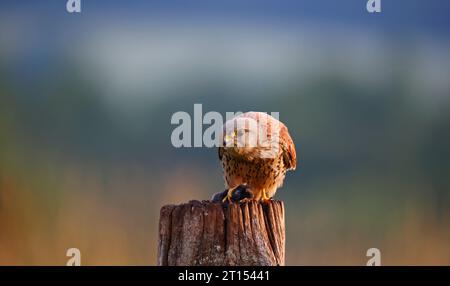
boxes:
[280,125,297,170]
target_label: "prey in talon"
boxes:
[216,112,297,203]
[211,184,253,203]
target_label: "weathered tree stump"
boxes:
[157,200,285,266]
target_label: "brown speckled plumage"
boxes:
[218,112,297,201]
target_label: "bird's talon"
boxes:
[220,185,253,203]
[261,189,271,203]
[222,186,236,203]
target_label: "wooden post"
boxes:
[157,200,285,266]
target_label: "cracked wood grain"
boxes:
[157,200,285,266]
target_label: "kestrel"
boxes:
[214,112,297,203]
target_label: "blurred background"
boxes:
[1,0,450,265]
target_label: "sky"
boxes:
[1,1,449,105]
[0,0,449,37]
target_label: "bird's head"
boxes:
[222,116,280,159]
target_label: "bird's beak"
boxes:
[224,132,236,146]
[224,134,232,144]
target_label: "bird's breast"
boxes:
[221,153,285,190]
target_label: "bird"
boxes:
[213,112,297,203]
